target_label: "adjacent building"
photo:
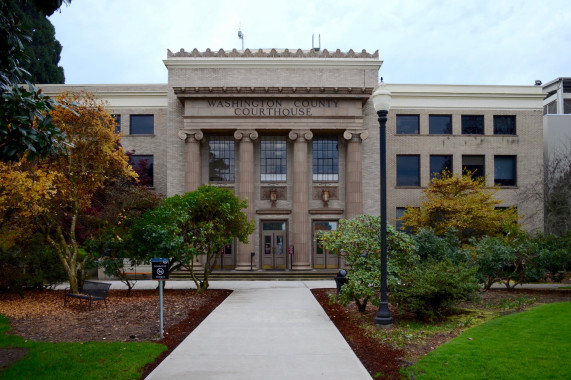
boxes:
[41,48,546,272]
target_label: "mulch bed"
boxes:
[312,288,405,379]
[0,288,231,377]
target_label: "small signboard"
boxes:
[288,245,294,255]
[151,258,169,280]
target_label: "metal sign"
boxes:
[151,258,169,280]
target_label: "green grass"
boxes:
[406,302,571,379]
[0,315,167,380]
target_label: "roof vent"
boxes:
[535,80,542,86]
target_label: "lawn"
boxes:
[405,302,571,379]
[0,315,166,380]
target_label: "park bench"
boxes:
[64,280,111,310]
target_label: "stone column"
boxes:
[178,129,204,269]
[343,130,368,219]
[289,129,313,270]
[178,129,204,192]
[234,129,258,271]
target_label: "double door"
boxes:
[313,220,339,269]
[261,221,287,270]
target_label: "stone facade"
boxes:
[40,50,546,271]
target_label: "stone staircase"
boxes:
[152,269,340,281]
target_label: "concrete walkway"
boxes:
[138,281,372,380]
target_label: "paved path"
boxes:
[142,281,372,380]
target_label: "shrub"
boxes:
[391,259,479,321]
[318,215,417,313]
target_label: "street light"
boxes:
[372,79,393,328]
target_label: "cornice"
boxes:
[167,48,379,59]
[173,86,374,99]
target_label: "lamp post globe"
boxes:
[372,80,393,328]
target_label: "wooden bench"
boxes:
[64,281,111,310]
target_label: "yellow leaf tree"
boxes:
[399,171,518,243]
[0,92,136,293]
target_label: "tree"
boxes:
[84,176,162,295]
[316,215,418,312]
[0,91,136,293]
[131,185,255,294]
[399,171,519,243]
[520,142,571,237]
[0,0,69,162]
[9,0,65,83]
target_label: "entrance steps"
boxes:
[166,269,339,281]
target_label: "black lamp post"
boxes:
[372,79,393,328]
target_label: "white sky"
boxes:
[49,0,571,86]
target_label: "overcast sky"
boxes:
[49,0,571,86]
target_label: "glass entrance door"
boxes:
[215,242,234,269]
[261,221,287,270]
[313,221,339,269]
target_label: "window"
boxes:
[130,115,154,135]
[565,99,571,114]
[396,155,420,186]
[130,155,153,186]
[429,115,452,134]
[396,115,419,134]
[544,100,557,115]
[461,115,484,134]
[494,155,516,186]
[462,155,485,180]
[494,116,516,135]
[208,136,235,182]
[261,136,287,182]
[313,136,338,181]
[395,207,415,234]
[430,155,453,180]
[113,114,121,134]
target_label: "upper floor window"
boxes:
[313,136,338,181]
[461,115,484,135]
[130,155,154,186]
[430,155,453,180]
[429,115,452,134]
[396,155,420,187]
[462,155,485,180]
[208,136,235,182]
[130,115,154,135]
[494,116,516,135]
[494,155,517,186]
[261,136,286,182]
[396,115,419,134]
[112,114,121,134]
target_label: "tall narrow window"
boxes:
[429,115,452,134]
[430,155,453,180]
[462,155,485,180]
[494,115,516,135]
[261,136,287,182]
[396,155,420,186]
[396,115,419,134]
[461,115,484,134]
[112,114,121,134]
[130,115,154,135]
[494,155,517,186]
[130,155,154,186]
[313,136,338,181]
[209,136,235,182]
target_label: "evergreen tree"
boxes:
[10,0,65,84]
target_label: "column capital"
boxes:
[343,129,368,142]
[178,129,205,143]
[234,129,258,142]
[288,129,313,142]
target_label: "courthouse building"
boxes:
[41,48,546,272]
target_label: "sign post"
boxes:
[151,258,169,339]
